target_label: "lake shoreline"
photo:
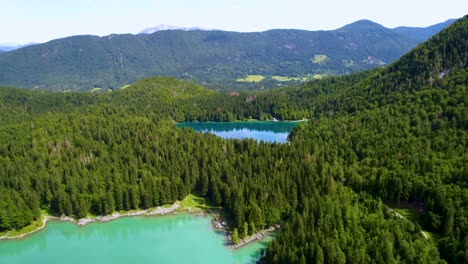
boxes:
[0,215,58,241]
[228,226,278,250]
[0,202,182,240]
[177,120,303,143]
[0,199,277,251]
[177,118,308,124]
[210,210,278,250]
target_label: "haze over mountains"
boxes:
[393,19,456,42]
[0,19,456,91]
[139,24,216,34]
[0,43,37,52]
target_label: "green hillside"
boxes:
[0,16,466,264]
[263,16,467,263]
[0,20,419,92]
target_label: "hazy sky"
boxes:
[0,0,466,44]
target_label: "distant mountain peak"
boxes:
[338,19,387,30]
[139,24,215,34]
[353,19,379,24]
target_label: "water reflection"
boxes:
[177,121,299,143]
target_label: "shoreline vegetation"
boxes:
[0,194,276,250]
[177,118,309,123]
[228,226,277,249]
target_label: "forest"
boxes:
[0,16,466,264]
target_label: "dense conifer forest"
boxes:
[0,16,466,263]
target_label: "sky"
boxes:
[0,0,466,44]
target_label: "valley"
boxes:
[0,8,466,264]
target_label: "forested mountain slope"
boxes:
[0,16,466,264]
[393,19,457,42]
[262,15,468,264]
[0,20,419,92]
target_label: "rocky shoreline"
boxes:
[210,210,278,250]
[229,226,278,249]
[65,202,182,226]
[0,202,181,240]
[1,201,276,250]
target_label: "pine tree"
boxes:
[232,228,240,245]
[243,222,249,238]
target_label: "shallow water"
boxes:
[0,214,273,264]
[177,121,299,143]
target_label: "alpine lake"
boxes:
[177,121,301,143]
[0,121,298,264]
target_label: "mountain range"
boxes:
[0,43,37,52]
[0,19,457,91]
[139,24,215,34]
[0,16,466,264]
[393,19,456,42]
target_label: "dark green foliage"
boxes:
[232,228,240,244]
[0,15,466,264]
[0,21,419,92]
[265,189,441,263]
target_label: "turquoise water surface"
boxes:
[177,121,300,143]
[0,214,274,264]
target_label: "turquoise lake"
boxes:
[177,121,300,143]
[0,214,274,264]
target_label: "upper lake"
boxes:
[0,213,274,264]
[177,121,300,143]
